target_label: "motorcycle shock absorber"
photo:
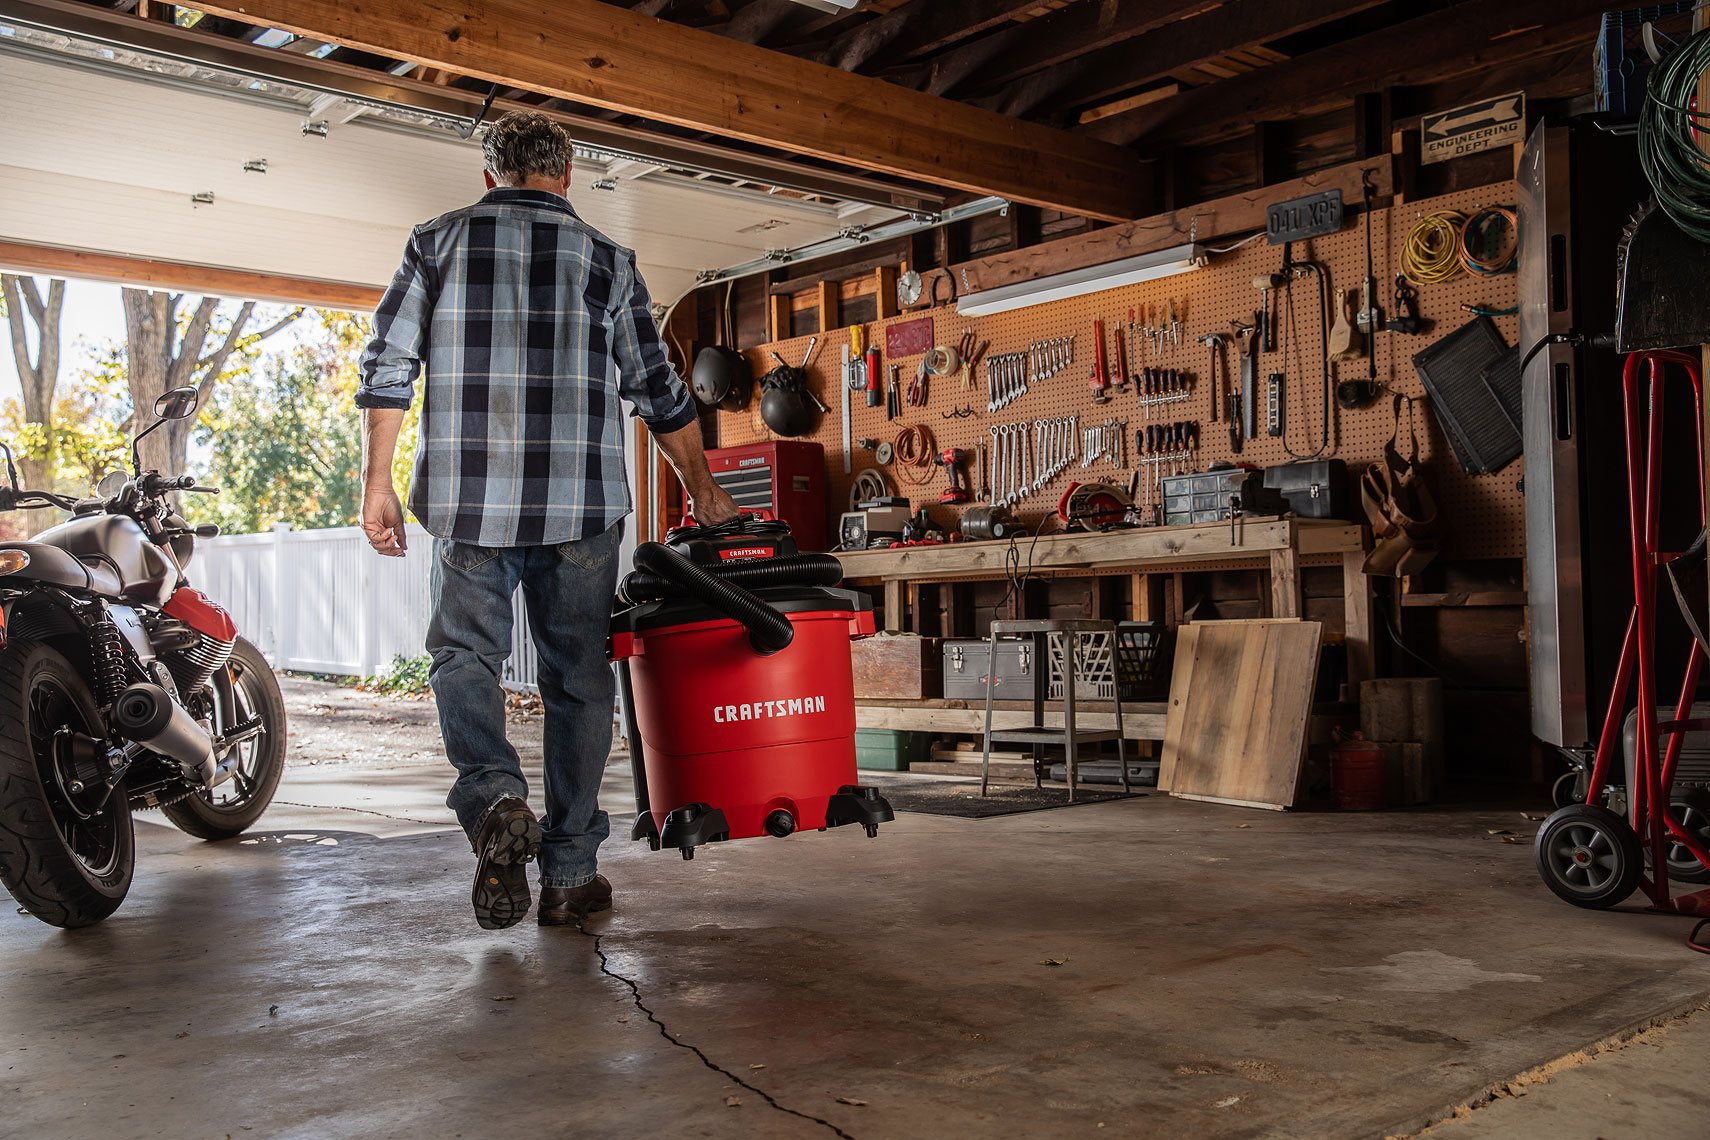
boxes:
[88,617,130,709]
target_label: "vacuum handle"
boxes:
[619,552,843,606]
[631,541,795,655]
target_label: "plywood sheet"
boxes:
[1158,619,1322,809]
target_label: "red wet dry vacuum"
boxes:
[610,515,893,858]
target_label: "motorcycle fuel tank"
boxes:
[34,514,175,606]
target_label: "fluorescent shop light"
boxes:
[955,244,1208,317]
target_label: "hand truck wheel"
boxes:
[1535,804,1644,910]
[1661,787,1710,885]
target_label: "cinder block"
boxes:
[1376,740,1443,804]
[1361,677,1444,745]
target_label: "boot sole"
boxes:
[472,812,542,930]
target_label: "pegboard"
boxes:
[716,183,1524,560]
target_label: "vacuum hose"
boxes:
[618,553,843,605]
[630,542,796,656]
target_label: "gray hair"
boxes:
[482,111,574,183]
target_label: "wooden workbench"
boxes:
[838,517,1371,739]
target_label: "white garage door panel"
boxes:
[0,162,420,287]
[0,48,886,305]
[0,53,477,230]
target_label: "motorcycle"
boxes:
[0,385,286,927]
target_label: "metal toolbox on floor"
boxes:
[941,639,1038,701]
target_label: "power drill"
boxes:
[934,447,969,505]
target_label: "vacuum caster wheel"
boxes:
[1535,804,1643,910]
[1663,788,1710,885]
[1551,769,1584,809]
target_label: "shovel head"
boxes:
[1616,204,1710,353]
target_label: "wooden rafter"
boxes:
[921,0,1224,99]
[189,0,1146,220]
[825,0,1047,73]
[1083,0,1614,147]
[0,240,385,311]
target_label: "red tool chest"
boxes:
[690,441,828,551]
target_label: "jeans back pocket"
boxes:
[558,521,622,570]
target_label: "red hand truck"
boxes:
[1535,349,1710,954]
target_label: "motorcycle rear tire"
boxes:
[162,638,286,840]
[0,640,135,928]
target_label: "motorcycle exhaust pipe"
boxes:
[110,682,216,786]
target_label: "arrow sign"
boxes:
[1427,97,1521,137]
[1421,92,1525,164]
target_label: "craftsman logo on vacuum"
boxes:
[714,696,827,723]
[718,547,774,561]
[1421,93,1524,165]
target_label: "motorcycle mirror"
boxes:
[152,386,200,421]
[96,470,127,498]
[0,440,18,491]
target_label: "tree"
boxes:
[0,274,65,535]
[183,312,416,535]
[119,289,301,477]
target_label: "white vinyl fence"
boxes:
[193,523,541,690]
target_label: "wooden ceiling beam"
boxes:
[924,0,1221,100]
[1084,0,1611,148]
[827,0,1046,73]
[189,0,1145,220]
[0,240,385,311]
[4,0,950,212]
[999,0,1387,120]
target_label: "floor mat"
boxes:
[862,776,1144,818]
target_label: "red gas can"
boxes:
[1331,730,1386,811]
[610,525,892,858]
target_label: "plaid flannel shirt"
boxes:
[356,188,696,546]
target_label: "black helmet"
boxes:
[691,346,752,411]
[760,388,815,437]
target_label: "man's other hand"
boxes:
[690,483,741,527]
[362,488,410,556]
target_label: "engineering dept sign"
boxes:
[1422,93,1524,165]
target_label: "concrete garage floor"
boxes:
[2,679,1706,1140]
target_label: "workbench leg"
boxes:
[1343,550,1375,694]
[883,579,904,633]
[1269,548,1303,618]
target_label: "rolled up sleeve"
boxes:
[611,250,697,434]
[356,228,435,410]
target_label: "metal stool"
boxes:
[980,619,1129,801]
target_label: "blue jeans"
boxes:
[426,523,621,889]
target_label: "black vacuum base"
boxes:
[825,784,896,838]
[632,787,895,856]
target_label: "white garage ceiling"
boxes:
[0,27,897,308]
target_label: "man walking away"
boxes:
[356,111,739,930]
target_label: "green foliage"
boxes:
[0,369,130,495]
[363,653,432,695]
[181,312,419,534]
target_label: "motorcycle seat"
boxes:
[0,541,125,597]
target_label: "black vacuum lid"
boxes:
[610,585,870,636]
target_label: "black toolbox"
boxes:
[941,639,1039,701]
[1159,467,1284,526]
